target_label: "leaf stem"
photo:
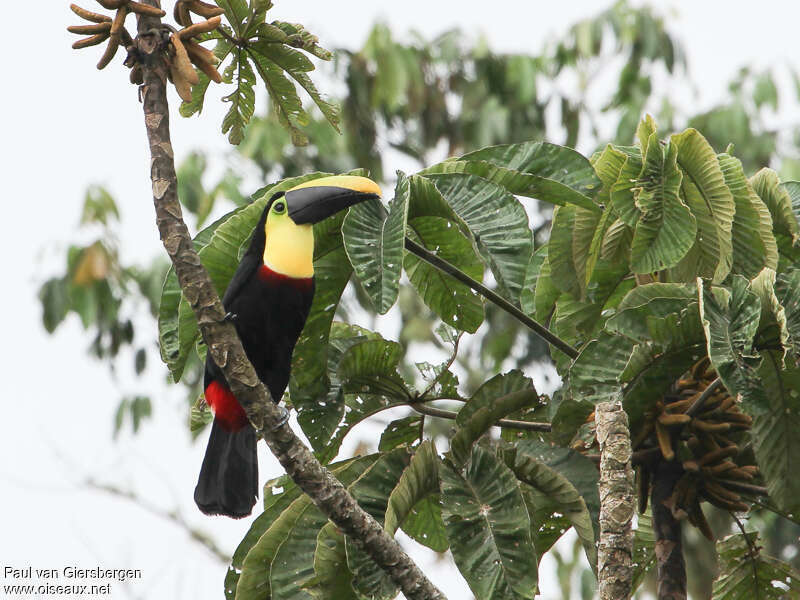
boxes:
[409,402,551,432]
[404,237,580,359]
[686,377,723,417]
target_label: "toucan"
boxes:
[194,175,381,518]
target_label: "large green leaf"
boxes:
[605,282,696,342]
[719,153,778,278]
[698,276,763,408]
[610,150,643,228]
[752,351,800,514]
[420,141,601,212]
[775,269,800,356]
[384,441,440,536]
[303,325,410,464]
[548,205,582,298]
[405,216,485,332]
[449,375,539,467]
[712,532,800,599]
[232,454,379,600]
[751,168,800,244]
[509,441,599,569]
[426,173,533,303]
[344,449,412,600]
[342,173,409,313]
[630,137,695,273]
[441,446,538,599]
[669,128,735,282]
[631,510,656,592]
[305,523,356,600]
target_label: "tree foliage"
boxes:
[50,1,800,598]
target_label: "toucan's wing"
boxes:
[222,254,260,307]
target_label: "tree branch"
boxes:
[404,237,580,359]
[132,5,445,599]
[596,399,635,600]
[85,478,228,563]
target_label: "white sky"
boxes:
[4,1,800,599]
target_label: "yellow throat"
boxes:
[263,207,315,278]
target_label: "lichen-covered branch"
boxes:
[596,399,635,600]
[132,4,445,599]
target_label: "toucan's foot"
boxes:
[223,311,238,322]
[270,405,290,431]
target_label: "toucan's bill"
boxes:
[282,175,382,225]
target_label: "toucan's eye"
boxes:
[273,201,286,214]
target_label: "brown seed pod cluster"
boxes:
[68,2,165,70]
[173,0,225,27]
[166,16,223,101]
[635,357,760,540]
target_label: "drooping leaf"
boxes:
[441,445,538,599]
[384,441,440,536]
[719,153,778,278]
[669,128,735,282]
[221,51,257,145]
[304,523,356,600]
[751,168,800,244]
[751,351,800,514]
[449,376,539,467]
[509,441,599,568]
[344,449,412,600]
[456,370,537,425]
[426,173,533,303]
[231,454,379,600]
[342,173,409,313]
[378,415,423,452]
[712,532,800,599]
[405,216,485,332]
[629,137,695,273]
[631,510,656,592]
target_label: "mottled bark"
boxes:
[651,460,686,600]
[132,4,445,599]
[596,400,635,600]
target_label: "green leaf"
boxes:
[548,205,582,298]
[510,441,599,568]
[405,216,485,332]
[246,45,308,146]
[698,276,763,408]
[384,441,440,536]
[752,351,800,514]
[720,153,778,278]
[345,449,412,600]
[232,454,379,600]
[426,173,533,302]
[249,41,340,132]
[449,383,538,467]
[421,141,601,212]
[610,150,643,228]
[441,446,538,599]
[775,269,800,356]
[605,282,696,342]
[222,51,257,145]
[752,168,800,244]
[216,0,249,36]
[460,141,601,199]
[533,254,559,323]
[456,370,537,426]
[379,415,423,452]
[669,129,735,283]
[400,495,449,553]
[631,510,656,592]
[305,524,357,600]
[630,137,695,273]
[342,173,409,313]
[712,532,800,599]
[520,246,546,317]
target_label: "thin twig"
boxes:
[716,480,769,498]
[85,479,228,562]
[404,237,580,359]
[686,377,723,417]
[409,402,551,431]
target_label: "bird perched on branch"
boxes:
[195,175,381,518]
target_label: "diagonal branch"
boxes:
[132,4,445,599]
[404,237,580,359]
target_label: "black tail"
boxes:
[194,419,258,518]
